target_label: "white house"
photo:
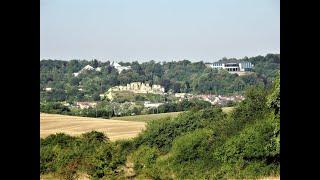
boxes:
[73,65,102,77]
[110,61,131,73]
[144,101,163,108]
[208,61,254,75]
[212,97,221,105]
[44,87,52,92]
[76,102,97,109]
[82,65,95,71]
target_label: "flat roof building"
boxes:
[207,61,254,75]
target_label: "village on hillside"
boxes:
[40,54,282,118]
[42,61,249,115]
[61,81,244,113]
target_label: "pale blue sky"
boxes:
[40,0,279,62]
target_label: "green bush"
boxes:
[131,145,160,177]
[40,145,57,174]
[40,131,129,179]
[134,107,225,152]
[112,139,135,165]
[55,149,81,180]
[82,131,109,142]
[41,133,76,148]
[212,116,279,178]
[171,129,213,163]
[40,102,70,114]
[84,143,115,179]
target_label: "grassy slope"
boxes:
[111,107,234,122]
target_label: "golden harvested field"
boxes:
[40,113,146,141]
[41,108,232,140]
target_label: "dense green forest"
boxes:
[40,54,279,102]
[40,73,280,179]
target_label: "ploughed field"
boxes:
[40,113,146,141]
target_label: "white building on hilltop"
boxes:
[82,65,95,71]
[110,61,131,73]
[73,65,102,77]
[207,62,254,75]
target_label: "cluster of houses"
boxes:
[174,93,245,106]
[61,92,244,115]
[60,102,97,109]
[204,94,245,105]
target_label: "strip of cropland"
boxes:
[40,113,146,141]
[41,108,233,141]
[110,107,233,122]
[111,111,182,122]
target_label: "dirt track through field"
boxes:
[40,113,146,141]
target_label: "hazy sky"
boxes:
[40,0,279,62]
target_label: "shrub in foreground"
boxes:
[134,107,225,152]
